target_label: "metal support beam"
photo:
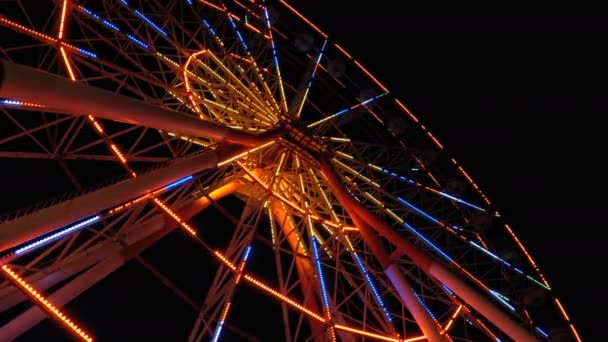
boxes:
[349,212,446,342]
[318,158,538,342]
[0,145,249,252]
[0,59,284,146]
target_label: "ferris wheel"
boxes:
[0,1,581,341]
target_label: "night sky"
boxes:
[5,2,605,341]
[296,3,604,340]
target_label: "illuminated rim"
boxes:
[0,1,579,341]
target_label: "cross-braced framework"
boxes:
[0,1,580,341]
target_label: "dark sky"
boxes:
[6,2,605,341]
[295,3,604,340]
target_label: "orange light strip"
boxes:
[198,0,226,12]
[334,43,352,59]
[220,302,231,321]
[214,251,237,270]
[60,47,76,80]
[243,274,326,322]
[0,16,59,42]
[153,198,197,236]
[334,324,401,342]
[58,0,69,39]
[394,99,420,123]
[278,0,327,38]
[449,158,491,206]
[1,265,93,342]
[504,223,549,286]
[0,17,90,58]
[110,144,127,164]
[441,305,462,333]
[353,61,389,93]
[88,115,104,133]
[426,131,444,150]
[108,193,150,215]
[233,0,261,19]
[244,22,261,35]
[554,298,581,342]
[213,233,322,323]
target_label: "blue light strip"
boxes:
[78,5,155,56]
[471,240,548,290]
[413,291,438,321]
[338,93,386,117]
[242,245,252,261]
[535,326,549,338]
[470,241,511,267]
[311,237,331,309]
[203,19,217,37]
[442,284,454,296]
[490,290,516,312]
[307,93,388,128]
[352,252,392,322]
[262,5,287,112]
[263,7,280,73]
[185,0,193,5]
[127,34,149,49]
[380,168,485,212]
[334,107,350,116]
[15,215,101,255]
[228,16,248,51]
[103,20,121,32]
[397,196,441,225]
[403,222,453,262]
[81,7,120,33]
[306,39,328,88]
[163,175,193,191]
[76,47,97,59]
[435,191,486,212]
[2,99,22,106]
[82,7,100,20]
[133,10,168,37]
[210,321,225,342]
